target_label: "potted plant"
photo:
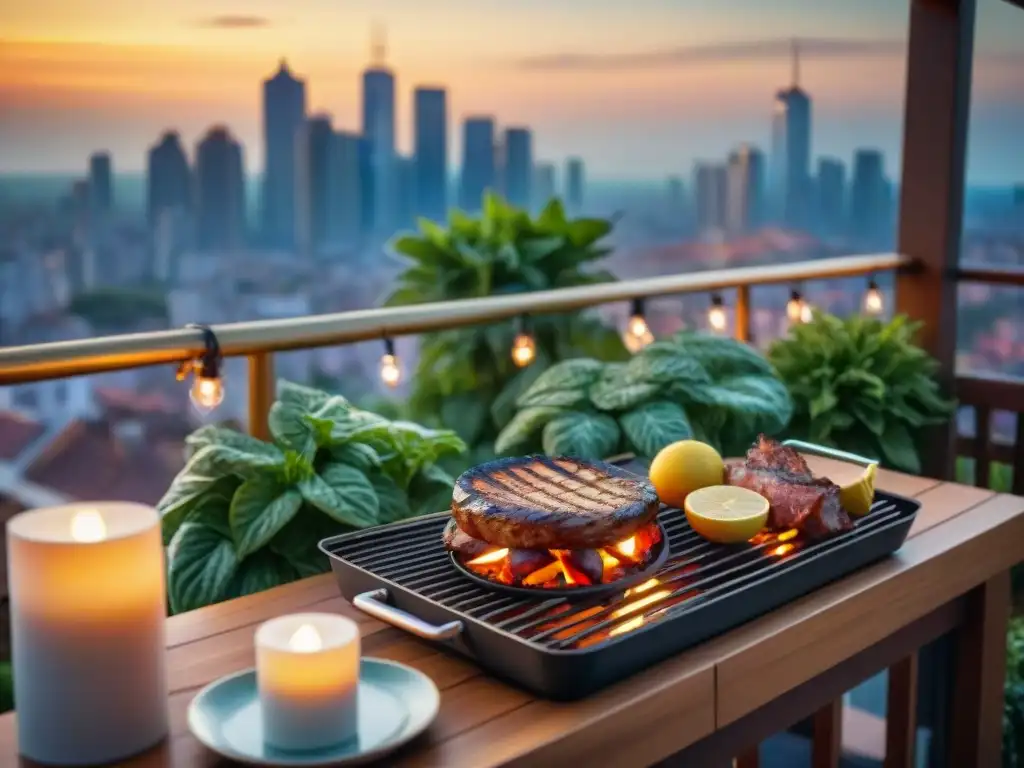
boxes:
[495,331,793,460]
[768,313,954,474]
[385,193,628,468]
[158,381,466,614]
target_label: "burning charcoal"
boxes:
[521,559,562,587]
[559,549,604,585]
[443,519,491,560]
[508,549,556,583]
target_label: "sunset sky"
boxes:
[2,0,1023,182]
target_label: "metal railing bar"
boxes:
[956,264,1024,287]
[0,253,908,385]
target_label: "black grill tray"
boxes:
[321,489,919,701]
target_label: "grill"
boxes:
[321,462,920,700]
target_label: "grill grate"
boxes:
[325,495,905,652]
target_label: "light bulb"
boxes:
[288,623,323,653]
[626,314,649,339]
[863,282,884,315]
[799,302,814,324]
[190,374,225,413]
[624,328,654,353]
[380,353,401,388]
[786,291,804,323]
[70,509,106,543]
[708,296,728,333]
[511,333,536,367]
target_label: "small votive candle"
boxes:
[256,613,360,751]
[7,503,168,765]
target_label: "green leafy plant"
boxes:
[385,193,628,467]
[1007,617,1024,767]
[158,381,465,614]
[495,331,792,460]
[768,313,954,474]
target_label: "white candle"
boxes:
[7,502,168,765]
[255,613,360,751]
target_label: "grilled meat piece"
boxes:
[726,436,854,538]
[451,455,660,550]
[442,518,491,560]
[508,549,556,581]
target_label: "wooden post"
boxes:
[884,654,919,768]
[735,285,752,344]
[948,571,1011,767]
[248,352,275,441]
[811,701,842,768]
[895,0,976,480]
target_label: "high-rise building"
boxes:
[261,60,307,249]
[325,131,362,250]
[816,157,847,236]
[694,162,728,235]
[88,152,113,215]
[195,126,245,251]
[146,131,191,228]
[295,115,335,256]
[502,128,533,209]
[413,87,447,222]
[850,149,887,247]
[533,162,556,211]
[770,41,812,228]
[361,27,396,234]
[725,144,764,235]
[566,157,585,214]
[459,117,496,212]
[396,156,417,229]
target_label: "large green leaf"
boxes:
[229,477,303,558]
[619,401,694,458]
[367,472,414,524]
[226,551,299,600]
[167,522,238,614]
[589,364,661,411]
[542,411,620,459]
[626,342,711,386]
[674,333,775,379]
[268,401,317,458]
[490,357,548,428]
[516,359,604,409]
[277,380,331,413]
[157,455,241,545]
[299,463,379,528]
[269,509,341,577]
[328,441,382,473]
[494,406,564,455]
[181,483,235,540]
[185,442,284,480]
[880,421,921,473]
[185,425,285,463]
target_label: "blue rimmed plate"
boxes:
[187,658,439,766]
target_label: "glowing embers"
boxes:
[749,527,802,558]
[453,521,668,598]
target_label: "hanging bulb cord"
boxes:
[177,323,222,380]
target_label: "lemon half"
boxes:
[838,462,877,517]
[684,485,770,544]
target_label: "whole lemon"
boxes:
[649,440,725,509]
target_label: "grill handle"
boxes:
[782,439,878,468]
[353,588,464,641]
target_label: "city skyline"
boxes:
[3,1,1024,182]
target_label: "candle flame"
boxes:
[70,509,106,543]
[288,623,324,653]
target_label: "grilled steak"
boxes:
[442,518,491,560]
[450,455,660,550]
[726,435,853,538]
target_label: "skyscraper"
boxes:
[725,144,764,235]
[361,27,396,234]
[88,152,113,215]
[770,41,812,228]
[195,126,245,251]
[816,157,847,237]
[413,87,447,222]
[694,162,728,235]
[326,131,362,250]
[533,162,556,210]
[396,156,417,229]
[295,115,335,256]
[566,157,585,214]
[850,149,887,247]
[502,128,533,209]
[459,117,496,212]
[261,60,306,249]
[146,131,190,227]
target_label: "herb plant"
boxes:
[158,381,465,614]
[495,332,793,460]
[768,313,954,474]
[1007,617,1024,767]
[385,193,628,467]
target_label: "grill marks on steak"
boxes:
[726,435,853,539]
[451,456,659,550]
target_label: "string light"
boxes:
[623,297,654,353]
[511,315,536,368]
[799,301,814,324]
[863,276,884,315]
[786,289,805,323]
[708,294,728,333]
[177,324,225,413]
[379,337,402,388]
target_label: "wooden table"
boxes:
[1,458,1020,767]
